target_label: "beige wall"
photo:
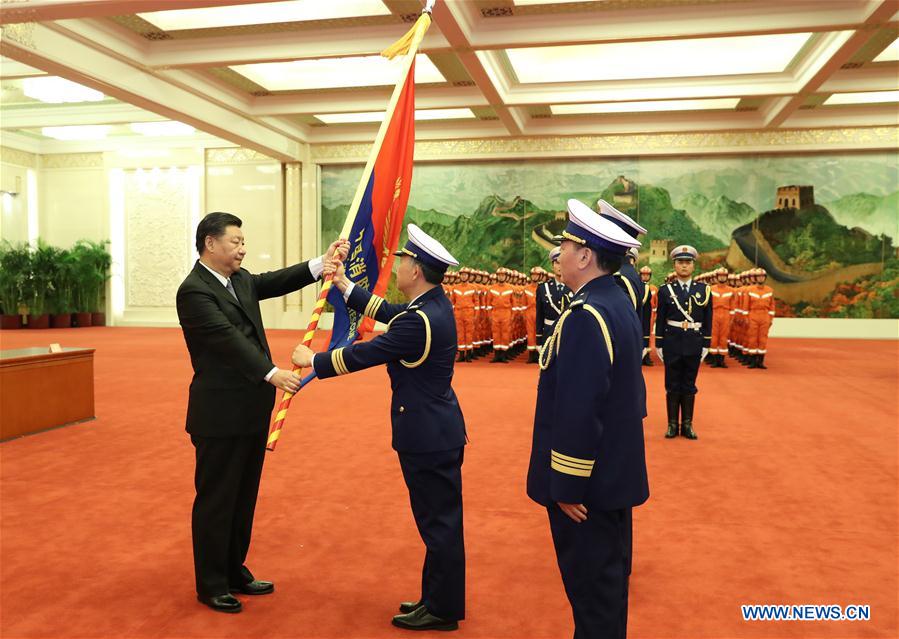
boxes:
[0,161,31,244]
[39,161,107,247]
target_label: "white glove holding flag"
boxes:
[701,348,708,362]
[656,348,664,363]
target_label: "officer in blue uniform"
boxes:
[639,265,654,366]
[535,245,571,347]
[597,199,646,316]
[654,245,712,440]
[527,199,650,639]
[291,224,466,632]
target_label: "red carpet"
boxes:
[1,327,896,638]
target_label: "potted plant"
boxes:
[70,242,94,327]
[48,247,75,328]
[24,241,55,329]
[77,240,111,326]
[0,241,27,329]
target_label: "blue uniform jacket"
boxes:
[535,279,571,346]
[614,262,645,316]
[654,280,713,356]
[313,285,467,454]
[527,274,649,510]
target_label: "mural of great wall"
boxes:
[322,153,899,318]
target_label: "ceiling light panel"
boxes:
[231,55,445,91]
[315,108,475,124]
[130,121,196,137]
[506,33,813,83]
[22,77,104,103]
[824,90,899,105]
[872,38,899,63]
[138,0,390,31]
[42,125,111,140]
[551,98,740,115]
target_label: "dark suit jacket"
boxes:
[176,260,316,437]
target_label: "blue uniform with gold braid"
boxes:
[614,262,645,317]
[313,283,466,621]
[654,278,712,395]
[655,244,712,441]
[313,222,467,627]
[535,279,571,347]
[527,198,649,639]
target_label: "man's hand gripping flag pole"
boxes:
[266,2,435,451]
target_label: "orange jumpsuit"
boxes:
[746,284,775,354]
[452,283,476,353]
[524,283,538,352]
[710,283,735,355]
[489,282,514,350]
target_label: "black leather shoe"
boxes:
[392,605,458,631]
[230,580,274,595]
[198,593,242,613]
[681,394,698,440]
[399,599,423,614]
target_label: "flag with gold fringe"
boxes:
[267,4,434,451]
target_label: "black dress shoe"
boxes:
[392,605,458,631]
[399,599,423,614]
[198,593,242,613]
[230,580,274,595]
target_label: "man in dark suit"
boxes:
[528,199,649,639]
[176,211,347,613]
[292,224,466,632]
[654,245,712,440]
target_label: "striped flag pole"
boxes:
[266,3,435,451]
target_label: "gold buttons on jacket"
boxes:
[399,406,405,413]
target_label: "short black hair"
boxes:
[414,259,445,285]
[586,246,623,274]
[196,212,242,255]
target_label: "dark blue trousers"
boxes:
[548,505,631,639]
[662,349,701,395]
[398,447,465,621]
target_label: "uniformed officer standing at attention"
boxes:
[639,265,655,366]
[291,224,466,632]
[535,245,571,347]
[597,199,646,315]
[655,245,712,440]
[527,199,649,639]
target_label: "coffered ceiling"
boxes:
[1,0,897,160]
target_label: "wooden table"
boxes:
[1,347,95,441]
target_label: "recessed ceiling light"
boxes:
[23,77,104,103]
[231,55,445,91]
[130,121,196,137]
[824,90,899,105]
[138,0,390,31]
[42,125,111,140]
[551,98,740,115]
[506,33,813,83]
[872,38,899,63]
[315,108,476,124]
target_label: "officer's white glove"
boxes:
[642,348,649,358]
[656,348,664,362]
[701,348,708,362]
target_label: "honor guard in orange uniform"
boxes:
[451,268,476,362]
[708,268,734,367]
[733,271,752,364]
[745,268,775,368]
[639,265,656,366]
[490,268,514,362]
[525,268,540,363]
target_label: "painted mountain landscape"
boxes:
[322,152,899,318]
